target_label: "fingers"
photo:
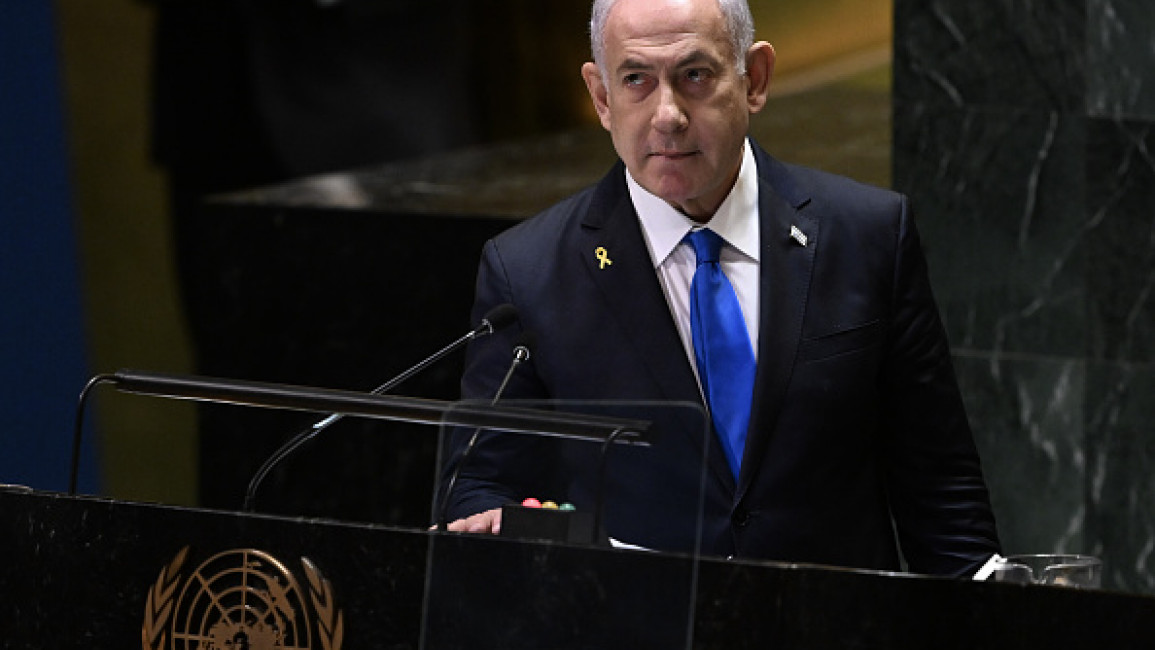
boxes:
[444,507,503,535]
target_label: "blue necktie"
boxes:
[687,229,756,479]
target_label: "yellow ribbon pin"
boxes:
[595,246,613,269]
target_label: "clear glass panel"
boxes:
[422,399,709,649]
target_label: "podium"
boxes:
[5,487,1155,649]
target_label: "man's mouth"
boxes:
[650,149,698,159]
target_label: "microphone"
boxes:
[435,332,533,531]
[241,303,518,511]
[492,334,532,400]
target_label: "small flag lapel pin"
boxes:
[790,225,808,247]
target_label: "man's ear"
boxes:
[744,42,776,114]
[582,62,613,131]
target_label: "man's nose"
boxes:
[652,83,689,133]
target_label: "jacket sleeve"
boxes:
[437,237,558,521]
[879,197,1002,577]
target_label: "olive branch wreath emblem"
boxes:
[142,545,187,650]
[303,556,345,650]
[142,546,343,649]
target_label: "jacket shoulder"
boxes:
[491,161,627,252]
[751,140,905,219]
[785,167,904,219]
[494,185,596,248]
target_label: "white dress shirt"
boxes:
[628,140,761,382]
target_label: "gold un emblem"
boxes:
[143,547,343,650]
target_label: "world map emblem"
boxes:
[143,547,343,650]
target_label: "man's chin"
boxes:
[634,171,692,198]
[653,181,699,205]
[646,177,724,219]
[659,190,713,219]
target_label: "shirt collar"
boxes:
[629,139,760,267]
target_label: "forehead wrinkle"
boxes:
[614,42,724,75]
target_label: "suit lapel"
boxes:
[736,147,818,502]
[578,165,737,491]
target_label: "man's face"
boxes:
[583,0,773,220]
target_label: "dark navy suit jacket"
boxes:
[445,141,1000,577]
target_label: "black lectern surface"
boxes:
[4,488,1154,649]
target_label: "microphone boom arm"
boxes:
[240,324,488,510]
[241,304,516,509]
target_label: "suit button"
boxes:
[732,508,750,527]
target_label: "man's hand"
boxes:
[445,507,503,535]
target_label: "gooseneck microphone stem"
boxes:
[436,344,530,531]
[243,305,517,512]
[308,316,500,433]
[299,306,514,435]
[242,326,477,511]
[493,346,530,401]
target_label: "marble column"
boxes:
[894,0,1155,593]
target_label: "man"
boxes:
[442,0,1000,577]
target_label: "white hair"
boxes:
[589,0,756,78]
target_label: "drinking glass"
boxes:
[992,554,1101,588]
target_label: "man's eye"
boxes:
[686,68,708,83]
[624,73,646,87]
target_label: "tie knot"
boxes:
[687,228,724,264]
